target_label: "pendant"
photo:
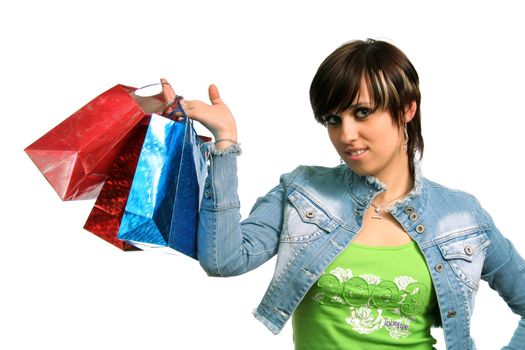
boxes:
[372,207,383,220]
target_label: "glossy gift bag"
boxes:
[25,84,166,200]
[117,113,209,259]
[83,125,148,251]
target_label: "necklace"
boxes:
[370,192,410,220]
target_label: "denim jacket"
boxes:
[197,147,525,350]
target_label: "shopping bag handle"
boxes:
[163,95,187,121]
[134,82,187,120]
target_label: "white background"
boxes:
[1,1,524,349]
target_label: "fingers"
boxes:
[180,99,200,120]
[180,99,212,124]
[161,78,176,103]
[208,84,223,105]
[160,78,178,116]
[179,88,236,140]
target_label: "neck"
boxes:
[373,156,414,204]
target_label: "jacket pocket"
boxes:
[280,190,337,243]
[437,227,491,291]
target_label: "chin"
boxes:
[343,162,376,177]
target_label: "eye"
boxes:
[354,107,372,119]
[321,114,341,126]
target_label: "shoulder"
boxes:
[424,177,480,204]
[406,178,500,244]
[423,177,488,218]
[280,164,347,184]
[278,164,351,206]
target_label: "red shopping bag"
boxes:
[25,84,165,200]
[83,125,148,251]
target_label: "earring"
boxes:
[403,124,409,152]
[340,158,344,164]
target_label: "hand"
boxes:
[161,79,238,149]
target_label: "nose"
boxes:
[339,116,359,144]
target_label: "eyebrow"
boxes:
[326,101,376,116]
[347,102,374,109]
[350,101,373,108]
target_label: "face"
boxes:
[324,79,411,180]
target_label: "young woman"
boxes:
[162,39,525,349]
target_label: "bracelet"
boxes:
[214,138,237,145]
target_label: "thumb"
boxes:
[208,84,223,105]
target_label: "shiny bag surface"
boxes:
[25,84,164,200]
[83,125,148,251]
[117,113,209,259]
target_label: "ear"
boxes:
[404,101,417,123]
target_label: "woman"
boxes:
[163,39,525,349]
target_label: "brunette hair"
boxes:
[310,39,424,171]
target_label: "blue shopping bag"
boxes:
[117,112,208,258]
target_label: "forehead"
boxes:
[354,78,373,104]
[329,78,377,115]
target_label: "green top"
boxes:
[292,240,438,350]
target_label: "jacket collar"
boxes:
[344,158,426,215]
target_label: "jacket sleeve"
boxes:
[480,206,525,349]
[197,144,286,277]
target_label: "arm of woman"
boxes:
[162,80,284,276]
[198,148,285,276]
[480,207,525,349]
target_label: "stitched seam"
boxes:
[481,248,513,279]
[208,155,223,277]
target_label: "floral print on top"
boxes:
[292,241,438,350]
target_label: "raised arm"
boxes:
[162,79,283,276]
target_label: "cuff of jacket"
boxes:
[200,143,242,210]
[208,142,242,156]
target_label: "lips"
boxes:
[349,149,366,156]
[345,147,368,161]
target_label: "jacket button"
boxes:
[464,245,474,256]
[204,190,211,199]
[409,212,419,221]
[447,310,457,318]
[305,211,316,219]
[416,224,425,234]
[405,206,414,214]
[435,263,444,272]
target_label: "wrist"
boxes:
[213,131,238,150]
[214,137,238,150]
